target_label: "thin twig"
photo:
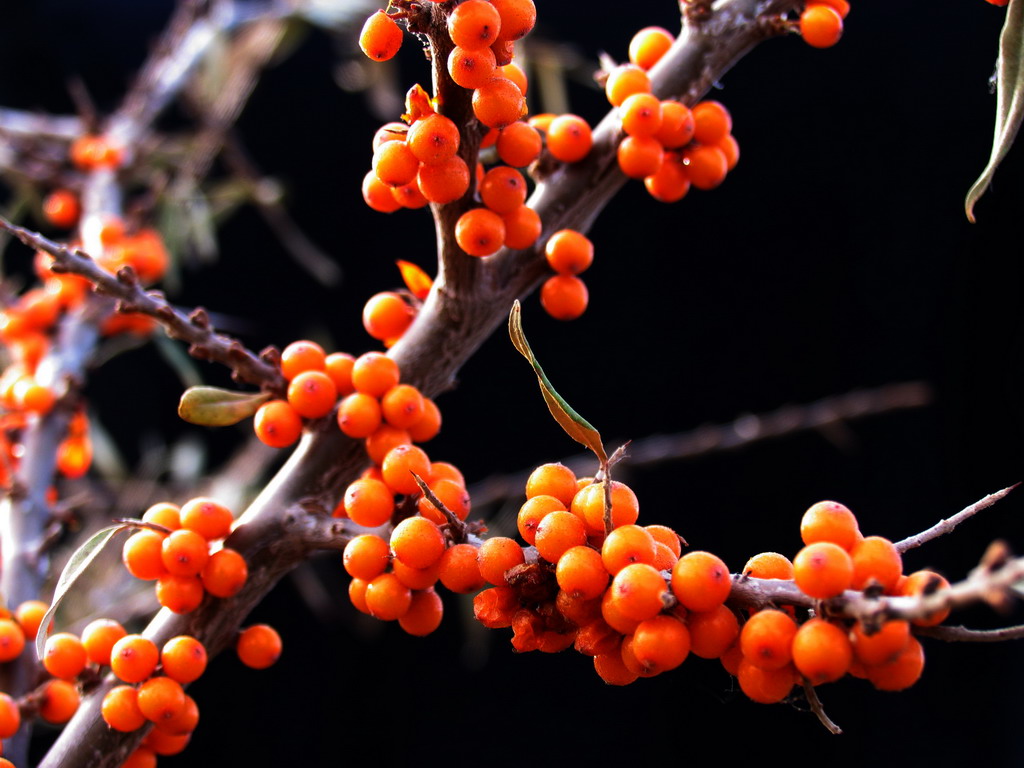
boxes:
[801,678,842,735]
[914,624,1024,642]
[894,483,1019,554]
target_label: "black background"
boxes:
[2,1,1024,766]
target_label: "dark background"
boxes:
[2,1,1024,766]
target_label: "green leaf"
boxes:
[178,386,271,426]
[965,0,1024,222]
[36,524,130,660]
[508,301,607,464]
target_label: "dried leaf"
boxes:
[397,260,433,300]
[36,524,130,660]
[178,386,271,426]
[965,0,1024,222]
[508,301,607,464]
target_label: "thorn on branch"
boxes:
[189,307,211,329]
[800,678,842,735]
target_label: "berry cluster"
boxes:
[121,499,249,614]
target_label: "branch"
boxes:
[0,216,285,392]
[801,679,842,735]
[894,483,1019,554]
[915,624,1024,642]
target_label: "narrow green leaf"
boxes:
[965,0,1024,222]
[178,386,271,426]
[36,524,130,660]
[508,301,607,464]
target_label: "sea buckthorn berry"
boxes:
[143,728,190,756]
[110,634,159,683]
[39,679,79,724]
[365,573,413,621]
[381,384,425,430]
[793,541,853,599]
[201,547,249,598]
[480,166,528,214]
[456,207,506,257]
[373,121,408,150]
[287,370,339,419]
[688,604,740,659]
[546,114,593,163]
[866,636,925,691]
[15,379,55,414]
[337,392,383,439]
[535,509,588,564]
[14,599,48,639]
[605,64,650,107]
[518,495,566,545]
[737,658,796,703]
[691,101,732,145]
[448,45,498,90]
[43,633,87,680]
[417,477,470,525]
[800,4,843,48]
[344,534,391,580]
[526,462,578,506]
[325,352,356,396]
[363,170,402,213]
[644,151,690,203]
[620,93,663,138]
[408,397,442,443]
[740,609,798,670]
[156,574,205,614]
[501,205,542,249]
[392,557,441,591]
[281,340,326,380]
[599,589,640,635]
[343,477,395,527]
[671,551,732,612]
[390,516,446,569]
[501,62,527,95]
[631,615,690,673]
[101,686,145,732]
[556,589,601,626]
[123,530,168,581]
[407,113,461,164]
[800,500,860,550]
[70,134,121,170]
[254,399,303,448]
[237,624,282,669]
[575,619,620,657]
[629,26,674,70]
[393,182,430,210]
[137,676,186,725]
[743,551,794,580]
[810,0,850,17]
[544,230,593,276]
[898,570,951,626]
[161,529,210,577]
[850,536,903,592]
[478,536,526,586]
[852,620,911,666]
[156,693,199,737]
[399,589,444,636]
[439,543,486,593]
[365,424,412,465]
[619,634,659,678]
[42,189,80,229]
[351,352,400,398]
[654,101,695,148]
[0,619,24,662]
[359,10,403,61]
[417,155,471,203]
[718,134,740,170]
[791,618,852,685]
[348,578,371,613]
[609,563,669,621]
[179,497,232,540]
[682,144,729,190]
[594,644,639,686]
[497,121,542,167]
[491,0,536,41]
[645,525,682,559]
[601,524,657,575]
[142,502,180,532]
[122,748,158,768]
[448,0,502,50]
[540,275,588,320]
[571,480,640,534]
[381,443,431,496]
[617,135,663,179]
[474,587,520,628]
[373,140,419,187]
[473,77,526,129]
[161,635,208,684]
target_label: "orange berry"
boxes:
[609,562,669,621]
[343,534,391,580]
[0,619,25,662]
[688,604,740,659]
[491,0,535,41]
[800,4,843,48]
[137,676,186,725]
[525,462,578,506]
[408,396,442,443]
[456,207,506,257]
[654,101,695,148]
[123,530,168,581]
[337,392,383,438]
[740,609,797,670]
[348,577,371,614]
[39,679,79,724]
[101,685,145,732]
[392,182,430,211]
[682,144,728,190]
[373,140,419,187]
[497,122,542,167]
[351,352,400,398]
[571,480,639,534]
[236,624,282,669]
[478,536,526,586]
[718,134,740,170]
[691,100,732,145]
[643,151,690,203]
[620,93,663,138]
[800,500,860,550]
[448,0,502,50]
[122,748,158,768]
[601,524,657,575]
[161,635,208,684]
[851,620,911,667]
[363,170,402,213]
[381,443,431,495]
[645,525,682,558]
[501,204,542,249]
[390,516,445,569]
[398,589,444,636]
[417,155,471,203]
[850,535,903,592]
[866,636,925,691]
[69,134,121,170]
[142,502,180,531]
[473,77,525,129]
[359,10,403,61]
[791,618,852,684]
[14,600,48,639]
[737,658,796,703]
[365,573,413,621]
[743,551,794,580]
[42,189,80,229]
[324,352,356,396]
[342,477,395,527]
[15,379,55,414]
[480,166,528,214]
[898,570,951,626]
[439,543,486,593]
[373,121,408,150]
[286,370,338,420]
[540,275,588,320]
[254,399,303,448]
[161,529,210,577]
[110,634,159,683]
[546,114,592,163]
[594,644,639,686]
[280,340,326,380]
[544,230,593,276]
[793,541,854,599]
[448,45,498,90]
[407,113,461,164]
[631,614,690,673]
[605,64,650,106]
[628,26,674,70]
[363,292,416,345]
[155,574,205,614]
[381,384,426,430]
[617,135,663,179]
[392,557,441,591]
[43,632,87,680]
[143,728,191,756]
[201,547,248,598]
[518,495,566,545]
[156,693,199,736]
[179,498,232,540]
[670,551,732,612]
[365,424,412,465]
[534,510,588,564]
